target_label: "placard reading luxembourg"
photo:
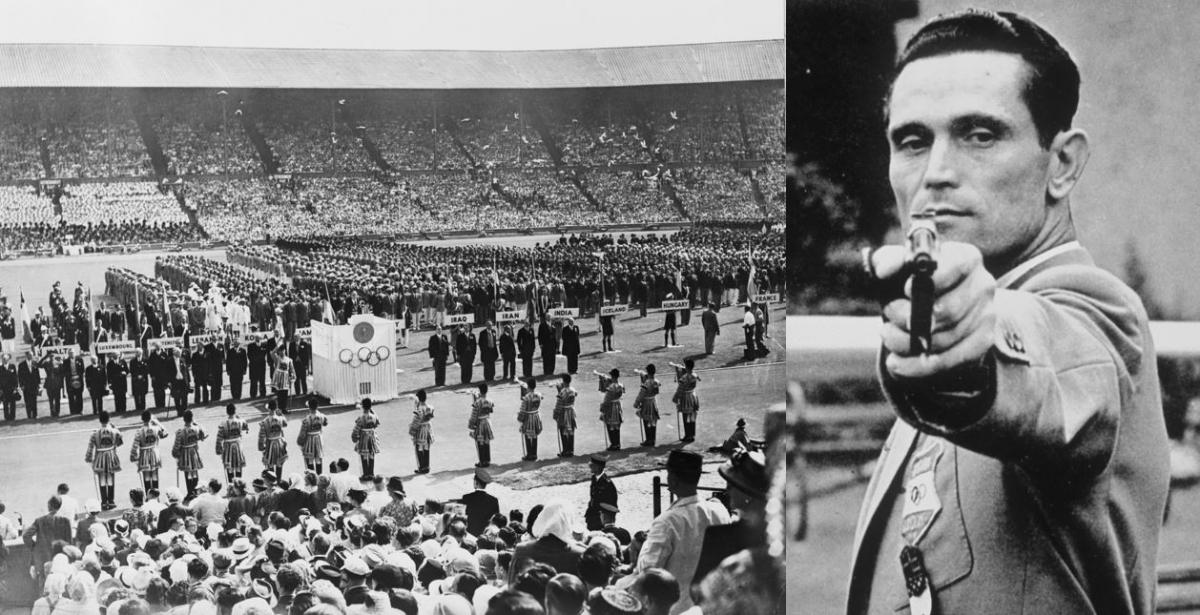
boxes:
[549,308,580,319]
[752,293,780,304]
[95,341,135,354]
[150,337,184,349]
[496,310,525,323]
[446,314,475,326]
[660,300,690,310]
[600,305,628,317]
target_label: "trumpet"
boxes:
[555,381,564,391]
[668,362,685,370]
[591,370,607,377]
[472,391,481,401]
[634,368,647,376]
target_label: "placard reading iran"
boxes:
[38,344,81,357]
[150,337,184,350]
[600,305,628,317]
[296,327,312,341]
[95,341,135,354]
[446,314,475,326]
[752,293,780,304]
[496,310,525,323]
[549,308,580,319]
[660,300,690,310]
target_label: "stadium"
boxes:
[0,14,787,615]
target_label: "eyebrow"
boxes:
[950,113,1012,137]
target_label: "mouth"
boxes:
[913,207,969,220]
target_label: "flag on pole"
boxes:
[161,280,171,334]
[746,247,759,302]
[19,289,32,345]
[133,283,140,340]
[87,286,95,355]
[492,254,500,299]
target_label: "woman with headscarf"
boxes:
[508,499,585,585]
[51,572,101,615]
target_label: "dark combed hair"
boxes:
[891,8,1080,148]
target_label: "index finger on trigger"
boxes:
[928,241,985,293]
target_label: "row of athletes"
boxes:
[0,337,306,421]
[81,358,702,510]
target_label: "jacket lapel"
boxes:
[850,419,918,560]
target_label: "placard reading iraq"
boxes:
[600,305,628,316]
[446,314,475,326]
[496,310,525,323]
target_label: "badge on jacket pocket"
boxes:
[901,440,944,546]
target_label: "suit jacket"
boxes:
[461,489,499,536]
[585,472,618,530]
[847,245,1169,615]
[428,334,450,363]
[509,535,585,584]
[106,359,128,393]
[227,347,248,376]
[17,360,41,390]
[701,310,720,335]
[478,329,499,361]
[85,364,107,393]
[516,327,536,358]
[561,325,580,356]
[23,513,72,572]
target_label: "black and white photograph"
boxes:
[0,2,787,614]
[792,1,1200,613]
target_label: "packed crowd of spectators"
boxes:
[579,172,679,224]
[0,221,203,253]
[10,437,782,615]
[0,186,58,225]
[642,89,745,164]
[739,89,785,161]
[41,90,153,179]
[0,90,45,180]
[751,165,785,220]
[60,183,190,225]
[669,168,758,221]
[254,93,376,174]
[146,91,262,177]
[442,95,551,170]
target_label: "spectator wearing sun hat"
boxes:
[342,554,373,605]
[692,444,769,586]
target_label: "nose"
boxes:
[922,137,958,192]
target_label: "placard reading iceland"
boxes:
[600,305,628,316]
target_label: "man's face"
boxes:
[887,51,1055,270]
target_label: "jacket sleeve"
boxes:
[881,265,1148,481]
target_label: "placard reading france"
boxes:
[600,305,628,316]
[660,300,690,310]
[752,293,780,304]
[549,308,580,319]
[496,310,525,323]
[446,314,475,326]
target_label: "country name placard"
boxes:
[496,310,525,323]
[95,341,135,354]
[446,314,475,326]
[150,337,184,350]
[659,300,690,310]
[752,293,780,304]
[600,305,629,316]
[296,327,312,341]
[549,308,580,319]
[38,344,81,357]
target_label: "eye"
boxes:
[896,134,928,152]
[964,129,997,145]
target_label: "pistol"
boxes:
[906,216,938,355]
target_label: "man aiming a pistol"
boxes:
[851,10,1169,614]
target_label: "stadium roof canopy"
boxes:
[0,40,783,89]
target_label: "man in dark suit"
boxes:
[17,350,41,419]
[23,495,72,588]
[167,347,190,415]
[499,324,517,381]
[478,322,499,381]
[425,326,448,387]
[62,349,86,415]
[189,346,209,404]
[129,348,150,413]
[247,337,267,398]
[204,336,224,403]
[560,319,581,375]
[457,326,477,384]
[460,468,500,536]
[584,453,618,531]
[694,446,769,584]
[226,338,248,400]
[148,344,169,411]
[289,333,310,395]
[701,303,720,355]
[106,352,129,414]
[517,320,536,379]
[537,316,557,376]
[85,355,107,414]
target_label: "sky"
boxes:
[0,0,783,50]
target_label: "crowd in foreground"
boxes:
[8,443,781,615]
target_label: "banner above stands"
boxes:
[600,305,628,317]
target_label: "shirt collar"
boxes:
[669,494,699,509]
[995,241,1084,289]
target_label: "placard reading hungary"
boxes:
[549,308,580,319]
[752,293,780,304]
[37,344,81,357]
[659,300,690,310]
[95,341,135,354]
[496,310,525,323]
[600,305,629,317]
[446,314,475,326]
[151,337,184,350]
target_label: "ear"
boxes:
[1047,128,1090,201]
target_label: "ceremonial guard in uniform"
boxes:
[130,410,168,492]
[633,364,661,447]
[518,378,544,461]
[85,411,123,510]
[671,359,700,443]
[271,347,296,413]
[297,398,328,474]
[172,410,207,499]
[584,453,618,531]
[469,383,494,468]
[258,400,288,479]
[595,368,625,451]
[216,403,249,482]
[129,349,150,413]
[553,374,578,457]
[352,397,381,480]
[408,389,433,474]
